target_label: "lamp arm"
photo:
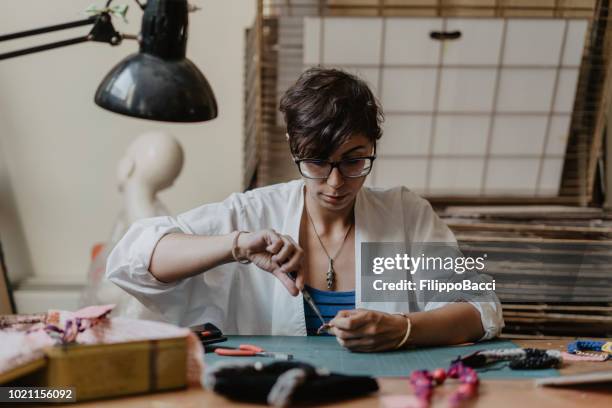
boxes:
[0,12,122,61]
[0,36,91,60]
[0,17,96,42]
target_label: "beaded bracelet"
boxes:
[566,340,610,361]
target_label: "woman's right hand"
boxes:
[235,230,304,296]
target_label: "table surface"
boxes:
[67,339,612,407]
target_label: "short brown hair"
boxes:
[279,67,383,159]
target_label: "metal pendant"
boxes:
[326,259,335,290]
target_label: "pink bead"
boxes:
[457,383,477,397]
[432,368,447,384]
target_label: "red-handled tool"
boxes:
[213,344,293,361]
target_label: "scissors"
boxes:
[211,344,293,361]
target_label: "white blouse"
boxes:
[106,179,504,339]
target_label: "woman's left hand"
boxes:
[328,309,408,352]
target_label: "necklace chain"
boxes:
[304,203,353,290]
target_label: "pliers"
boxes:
[212,344,293,361]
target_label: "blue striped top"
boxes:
[304,284,356,336]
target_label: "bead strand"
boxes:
[567,340,606,354]
[409,360,478,408]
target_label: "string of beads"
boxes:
[409,360,478,408]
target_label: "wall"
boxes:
[0,0,255,286]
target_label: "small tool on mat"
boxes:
[210,344,293,361]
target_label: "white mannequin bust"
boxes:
[117,131,184,224]
[80,131,184,320]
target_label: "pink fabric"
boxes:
[73,304,115,319]
[45,304,115,342]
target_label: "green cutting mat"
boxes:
[204,336,559,379]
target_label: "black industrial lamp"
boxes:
[0,0,218,123]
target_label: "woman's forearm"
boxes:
[149,232,236,283]
[404,303,485,347]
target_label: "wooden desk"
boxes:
[67,340,612,407]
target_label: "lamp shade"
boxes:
[95,53,217,122]
[94,0,218,122]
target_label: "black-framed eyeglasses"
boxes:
[294,156,376,179]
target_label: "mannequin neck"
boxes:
[123,180,158,224]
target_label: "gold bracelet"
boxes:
[231,231,252,264]
[393,312,412,349]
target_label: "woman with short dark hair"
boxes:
[107,67,503,352]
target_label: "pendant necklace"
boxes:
[305,205,353,290]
